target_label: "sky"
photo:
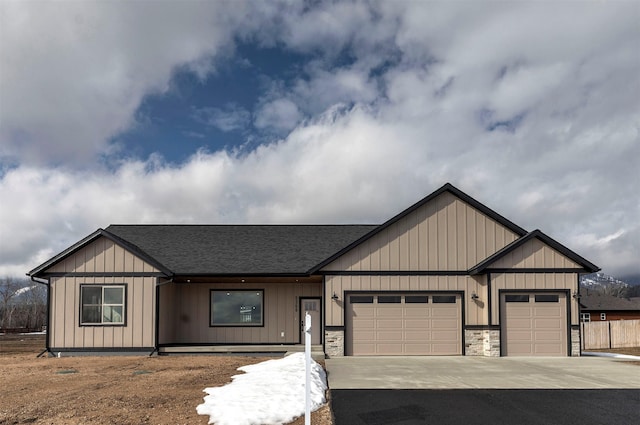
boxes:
[196,352,326,425]
[0,1,638,279]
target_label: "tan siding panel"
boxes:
[321,192,519,272]
[48,276,157,349]
[491,239,580,269]
[45,237,160,274]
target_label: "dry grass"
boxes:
[0,334,333,425]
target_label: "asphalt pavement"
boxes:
[326,356,640,424]
[331,389,640,425]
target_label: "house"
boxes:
[28,183,599,357]
[579,294,640,322]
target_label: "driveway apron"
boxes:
[326,357,640,425]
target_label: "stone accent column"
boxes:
[465,329,501,356]
[571,327,581,356]
[464,329,484,355]
[484,330,500,357]
[324,329,344,357]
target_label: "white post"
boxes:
[304,311,311,425]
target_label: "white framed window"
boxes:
[210,290,263,326]
[80,285,126,325]
[580,313,591,323]
[600,313,607,321]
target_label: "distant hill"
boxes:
[580,272,638,297]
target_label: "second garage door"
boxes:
[501,292,567,356]
[346,293,462,355]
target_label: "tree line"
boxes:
[0,276,47,332]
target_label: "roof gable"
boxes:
[469,230,600,274]
[312,183,527,272]
[28,229,171,277]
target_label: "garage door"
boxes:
[501,293,567,356]
[347,293,462,356]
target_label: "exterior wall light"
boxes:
[471,292,479,301]
[331,292,339,301]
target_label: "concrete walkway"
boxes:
[325,356,640,389]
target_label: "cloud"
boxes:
[0,1,638,278]
[194,104,252,132]
[0,0,246,165]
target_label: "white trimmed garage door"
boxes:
[346,293,462,356]
[501,293,567,356]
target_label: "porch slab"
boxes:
[158,344,325,360]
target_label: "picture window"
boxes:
[80,285,125,325]
[211,290,263,326]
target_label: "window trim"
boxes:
[79,284,127,327]
[210,289,265,327]
[600,313,606,321]
[580,312,591,323]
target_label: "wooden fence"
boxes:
[582,319,640,350]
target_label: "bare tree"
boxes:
[0,277,23,329]
[0,276,47,330]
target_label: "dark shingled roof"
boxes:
[580,294,640,311]
[105,224,377,275]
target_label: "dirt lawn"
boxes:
[0,334,333,425]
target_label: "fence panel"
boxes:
[582,319,640,350]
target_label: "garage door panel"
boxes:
[404,309,431,318]
[405,344,432,354]
[348,293,462,356]
[432,308,458,318]
[377,307,403,317]
[377,331,403,340]
[404,320,431,328]
[502,292,567,357]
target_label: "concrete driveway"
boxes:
[325,356,640,389]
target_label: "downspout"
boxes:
[29,275,53,357]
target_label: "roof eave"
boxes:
[468,230,600,275]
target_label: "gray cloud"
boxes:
[0,1,638,278]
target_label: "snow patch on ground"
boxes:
[582,351,640,360]
[196,352,327,425]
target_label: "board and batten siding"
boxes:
[491,273,579,325]
[322,192,519,272]
[325,275,486,327]
[47,236,160,274]
[49,276,156,349]
[47,236,159,349]
[160,281,322,345]
[489,238,580,269]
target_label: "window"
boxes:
[405,296,429,304]
[432,295,456,303]
[600,313,606,321]
[350,296,374,303]
[80,285,125,325]
[211,290,263,326]
[378,295,401,303]
[505,294,529,303]
[580,313,591,323]
[535,295,559,303]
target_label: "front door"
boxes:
[300,298,321,344]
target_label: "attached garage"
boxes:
[501,292,568,356]
[346,293,462,355]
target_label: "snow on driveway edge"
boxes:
[196,353,327,425]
